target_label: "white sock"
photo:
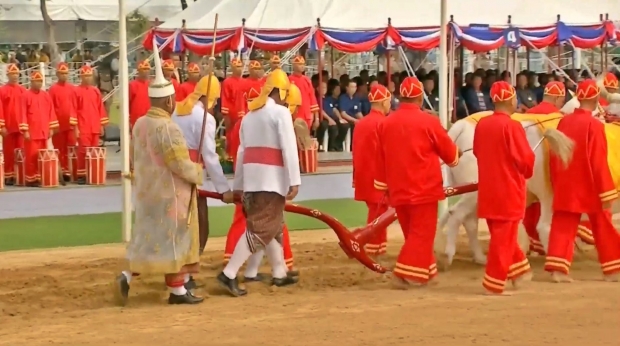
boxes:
[244,250,265,278]
[223,231,253,280]
[122,270,132,284]
[168,285,187,296]
[265,240,288,279]
[183,274,190,283]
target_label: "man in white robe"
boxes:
[173,75,233,290]
[217,69,301,297]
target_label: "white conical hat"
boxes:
[148,38,175,98]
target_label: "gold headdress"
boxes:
[248,68,290,111]
[175,75,221,116]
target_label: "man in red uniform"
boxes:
[75,65,109,185]
[599,72,618,115]
[128,60,151,130]
[49,62,78,181]
[246,60,264,88]
[0,63,29,185]
[162,59,181,100]
[526,81,566,114]
[269,55,281,71]
[474,81,535,295]
[544,79,620,283]
[352,81,398,255]
[223,86,296,279]
[522,81,566,254]
[374,81,460,288]
[178,62,200,100]
[220,57,244,157]
[288,56,319,129]
[24,71,58,187]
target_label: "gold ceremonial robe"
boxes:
[126,107,203,275]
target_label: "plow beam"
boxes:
[197,182,478,273]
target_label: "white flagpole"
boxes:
[118,0,132,242]
[438,0,449,215]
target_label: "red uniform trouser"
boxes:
[24,139,46,183]
[364,202,389,255]
[393,202,438,283]
[523,202,595,255]
[3,132,23,179]
[52,129,76,177]
[77,133,100,178]
[224,204,294,270]
[483,219,531,294]
[545,210,620,276]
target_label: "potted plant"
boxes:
[216,137,234,174]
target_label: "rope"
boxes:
[397,45,435,112]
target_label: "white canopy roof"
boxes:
[0,0,185,22]
[159,0,620,31]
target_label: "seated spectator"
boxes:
[339,74,349,95]
[454,89,469,121]
[317,80,350,151]
[388,80,399,111]
[535,73,550,103]
[484,70,497,92]
[500,70,511,83]
[463,74,492,114]
[516,73,537,112]
[359,69,369,85]
[353,78,371,116]
[340,80,364,124]
[422,76,439,112]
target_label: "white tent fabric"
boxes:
[159,0,620,31]
[0,0,184,22]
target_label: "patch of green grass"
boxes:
[0,199,368,252]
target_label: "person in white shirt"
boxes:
[173,74,234,289]
[217,69,301,296]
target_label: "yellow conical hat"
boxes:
[286,83,302,114]
[176,75,221,116]
[248,68,290,111]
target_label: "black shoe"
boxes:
[113,274,130,306]
[272,275,299,287]
[244,273,268,282]
[62,175,71,183]
[184,276,197,290]
[26,182,41,188]
[216,272,247,297]
[167,291,204,305]
[5,178,14,186]
[76,177,86,185]
[287,270,300,278]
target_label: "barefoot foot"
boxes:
[603,274,619,282]
[551,272,573,283]
[511,271,533,289]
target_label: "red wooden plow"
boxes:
[198,183,478,273]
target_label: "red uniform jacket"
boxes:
[353,109,385,203]
[170,78,182,101]
[178,81,197,101]
[374,103,459,206]
[0,99,4,129]
[128,79,150,128]
[474,112,535,220]
[526,101,559,114]
[551,108,617,213]
[0,83,28,134]
[236,78,265,117]
[289,73,319,125]
[221,76,244,121]
[48,82,77,132]
[26,89,58,140]
[75,85,108,135]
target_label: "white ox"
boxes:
[435,83,620,266]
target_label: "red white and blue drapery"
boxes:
[144,20,618,54]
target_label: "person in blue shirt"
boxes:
[463,74,493,114]
[316,79,350,151]
[339,80,364,123]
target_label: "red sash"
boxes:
[188,149,204,167]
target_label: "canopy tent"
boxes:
[146,0,620,54]
[0,0,185,43]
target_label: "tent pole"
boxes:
[438,0,449,215]
[118,0,132,243]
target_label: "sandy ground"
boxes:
[0,225,618,346]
